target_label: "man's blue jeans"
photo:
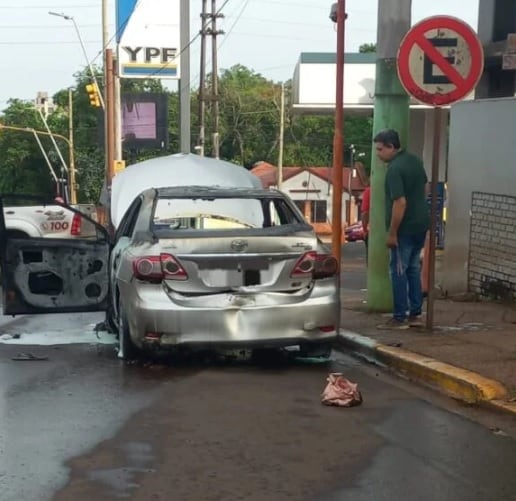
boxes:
[389,232,427,322]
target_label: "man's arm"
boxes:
[386,169,406,248]
[388,197,407,246]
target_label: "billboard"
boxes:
[121,93,169,149]
[116,0,180,79]
[97,93,169,149]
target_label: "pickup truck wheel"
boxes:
[6,230,29,239]
[118,303,140,361]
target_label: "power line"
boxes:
[146,0,231,80]
[0,40,101,45]
[0,23,103,29]
[189,0,251,89]
[218,0,250,50]
[0,4,100,9]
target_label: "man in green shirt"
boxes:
[374,129,429,330]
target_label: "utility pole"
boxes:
[114,62,122,161]
[330,1,346,261]
[179,0,191,154]
[105,48,116,185]
[210,0,223,159]
[278,82,285,190]
[68,88,77,204]
[198,0,209,157]
[366,0,412,312]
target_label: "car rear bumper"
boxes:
[119,279,340,349]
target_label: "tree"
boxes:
[359,43,376,53]
[0,62,373,203]
[212,65,281,167]
[0,100,58,196]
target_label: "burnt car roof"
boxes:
[155,186,286,199]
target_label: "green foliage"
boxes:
[359,43,377,53]
[0,100,56,196]
[0,63,373,202]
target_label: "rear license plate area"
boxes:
[198,259,267,287]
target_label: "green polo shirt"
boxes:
[385,150,429,235]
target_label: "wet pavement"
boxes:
[0,255,516,500]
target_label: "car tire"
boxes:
[118,302,140,360]
[299,342,333,358]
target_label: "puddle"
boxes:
[0,326,117,346]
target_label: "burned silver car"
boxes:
[0,187,340,359]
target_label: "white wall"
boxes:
[293,60,474,111]
[279,170,350,223]
[443,97,516,294]
[297,63,376,106]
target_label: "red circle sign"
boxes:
[397,16,484,106]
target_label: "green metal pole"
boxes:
[366,0,411,312]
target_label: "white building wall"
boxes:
[443,97,516,295]
[279,170,350,223]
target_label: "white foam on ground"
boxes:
[0,325,117,346]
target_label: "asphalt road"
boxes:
[1,243,516,501]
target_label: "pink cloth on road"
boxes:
[321,373,363,407]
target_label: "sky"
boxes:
[0,0,479,107]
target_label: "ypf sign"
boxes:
[116,0,181,79]
[397,16,484,106]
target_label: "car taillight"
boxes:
[291,251,317,278]
[291,252,339,279]
[71,213,82,236]
[133,253,188,282]
[314,254,339,279]
[160,253,188,281]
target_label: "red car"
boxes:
[345,221,365,242]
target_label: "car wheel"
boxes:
[299,342,333,358]
[118,302,140,360]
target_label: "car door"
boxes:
[109,196,143,315]
[0,195,111,315]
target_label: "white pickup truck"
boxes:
[3,203,98,239]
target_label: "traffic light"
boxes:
[85,83,101,107]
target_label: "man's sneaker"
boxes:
[376,318,409,330]
[408,315,424,328]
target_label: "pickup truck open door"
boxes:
[0,195,110,315]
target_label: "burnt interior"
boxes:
[28,271,63,295]
[23,250,43,264]
[87,259,103,275]
[85,283,102,298]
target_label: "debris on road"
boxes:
[12,353,49,361]
[321,373,363,407]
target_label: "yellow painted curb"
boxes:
[376,345,509,404]
[488,400,516,416]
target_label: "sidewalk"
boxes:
[338,242,516,414]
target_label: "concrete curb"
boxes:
[337,330,514,413]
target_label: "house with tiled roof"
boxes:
[250,161,368,238]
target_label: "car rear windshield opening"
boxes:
[152,196,305,233]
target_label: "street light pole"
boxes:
[68,88,77,204]
[330,1,346,260]
[48,11,105,110]
[278,82,285,190]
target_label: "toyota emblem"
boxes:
[230,239,248,252]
